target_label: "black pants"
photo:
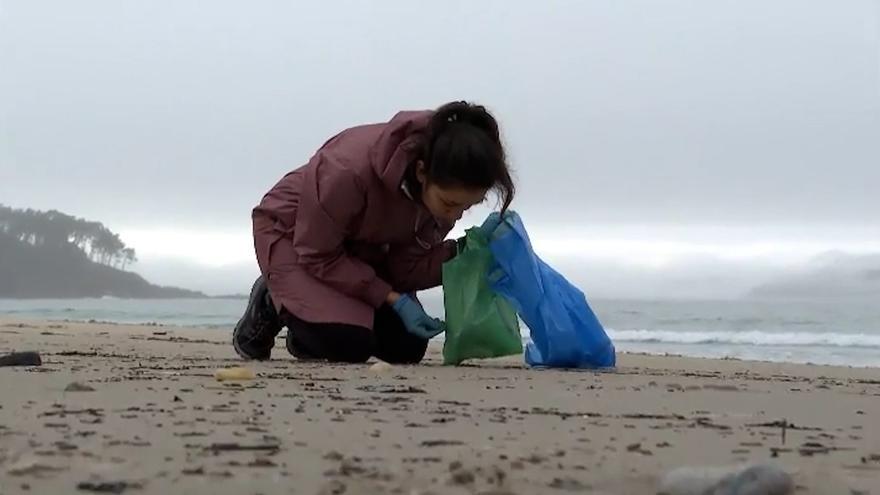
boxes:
[283,305,428,364]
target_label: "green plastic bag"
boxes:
[442,228,523,365]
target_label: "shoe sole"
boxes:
[232,277,271,361]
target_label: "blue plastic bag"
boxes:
[486,212,616,368]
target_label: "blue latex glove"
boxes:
[392,294,446,340]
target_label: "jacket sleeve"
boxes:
[292,153,392,308]
[387,239,457,293]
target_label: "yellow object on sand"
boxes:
[369,361,393,373]
[214,366,256,381]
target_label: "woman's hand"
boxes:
[391,294,446,340]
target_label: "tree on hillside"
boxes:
[0,204,138,271]
[120,247,137,270]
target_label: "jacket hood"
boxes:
[369,110,433,192]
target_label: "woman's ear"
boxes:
[415,160,427,185]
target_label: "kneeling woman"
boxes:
[233,101,514,364]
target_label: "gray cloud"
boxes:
[2,0,878,232]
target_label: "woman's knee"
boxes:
[284,312,374,363]
[375,338,427,364]
[372,306,428,364]
[335,342,373,363]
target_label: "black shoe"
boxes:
[233,276,282,360]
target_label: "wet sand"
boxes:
[1,317,879,494]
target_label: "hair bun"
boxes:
[433,101,499,140]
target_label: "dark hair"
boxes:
[409,101,515,212]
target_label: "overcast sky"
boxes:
[2,1,879,295]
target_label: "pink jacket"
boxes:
[252,110,456,329]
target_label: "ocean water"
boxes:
[1,297,878,368]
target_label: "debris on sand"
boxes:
[0,351,42,367]
[65,382,96,392]
[213,367,256,381]
[548,476,591,490]
[369,361,393,373]
[76,480,144,493]
[6,458,67,476]
[659,462,793,495]
[356,384,426,394]
[205,442,280,453]
[421,439,465,447]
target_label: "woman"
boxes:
[233,101,514,364]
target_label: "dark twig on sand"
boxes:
[782,419,787,445]
[420,440,465,447]
[76,481,143,493]
[747,420,821,432]
[205,443,280,453]
[39,408,104,418]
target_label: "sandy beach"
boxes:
[1,318,879,494]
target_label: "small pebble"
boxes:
[0,351,42,367]
[65,382,96,392]
[659,462,793,495]
[369,361,393,373]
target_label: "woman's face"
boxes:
[416,162,487,224]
